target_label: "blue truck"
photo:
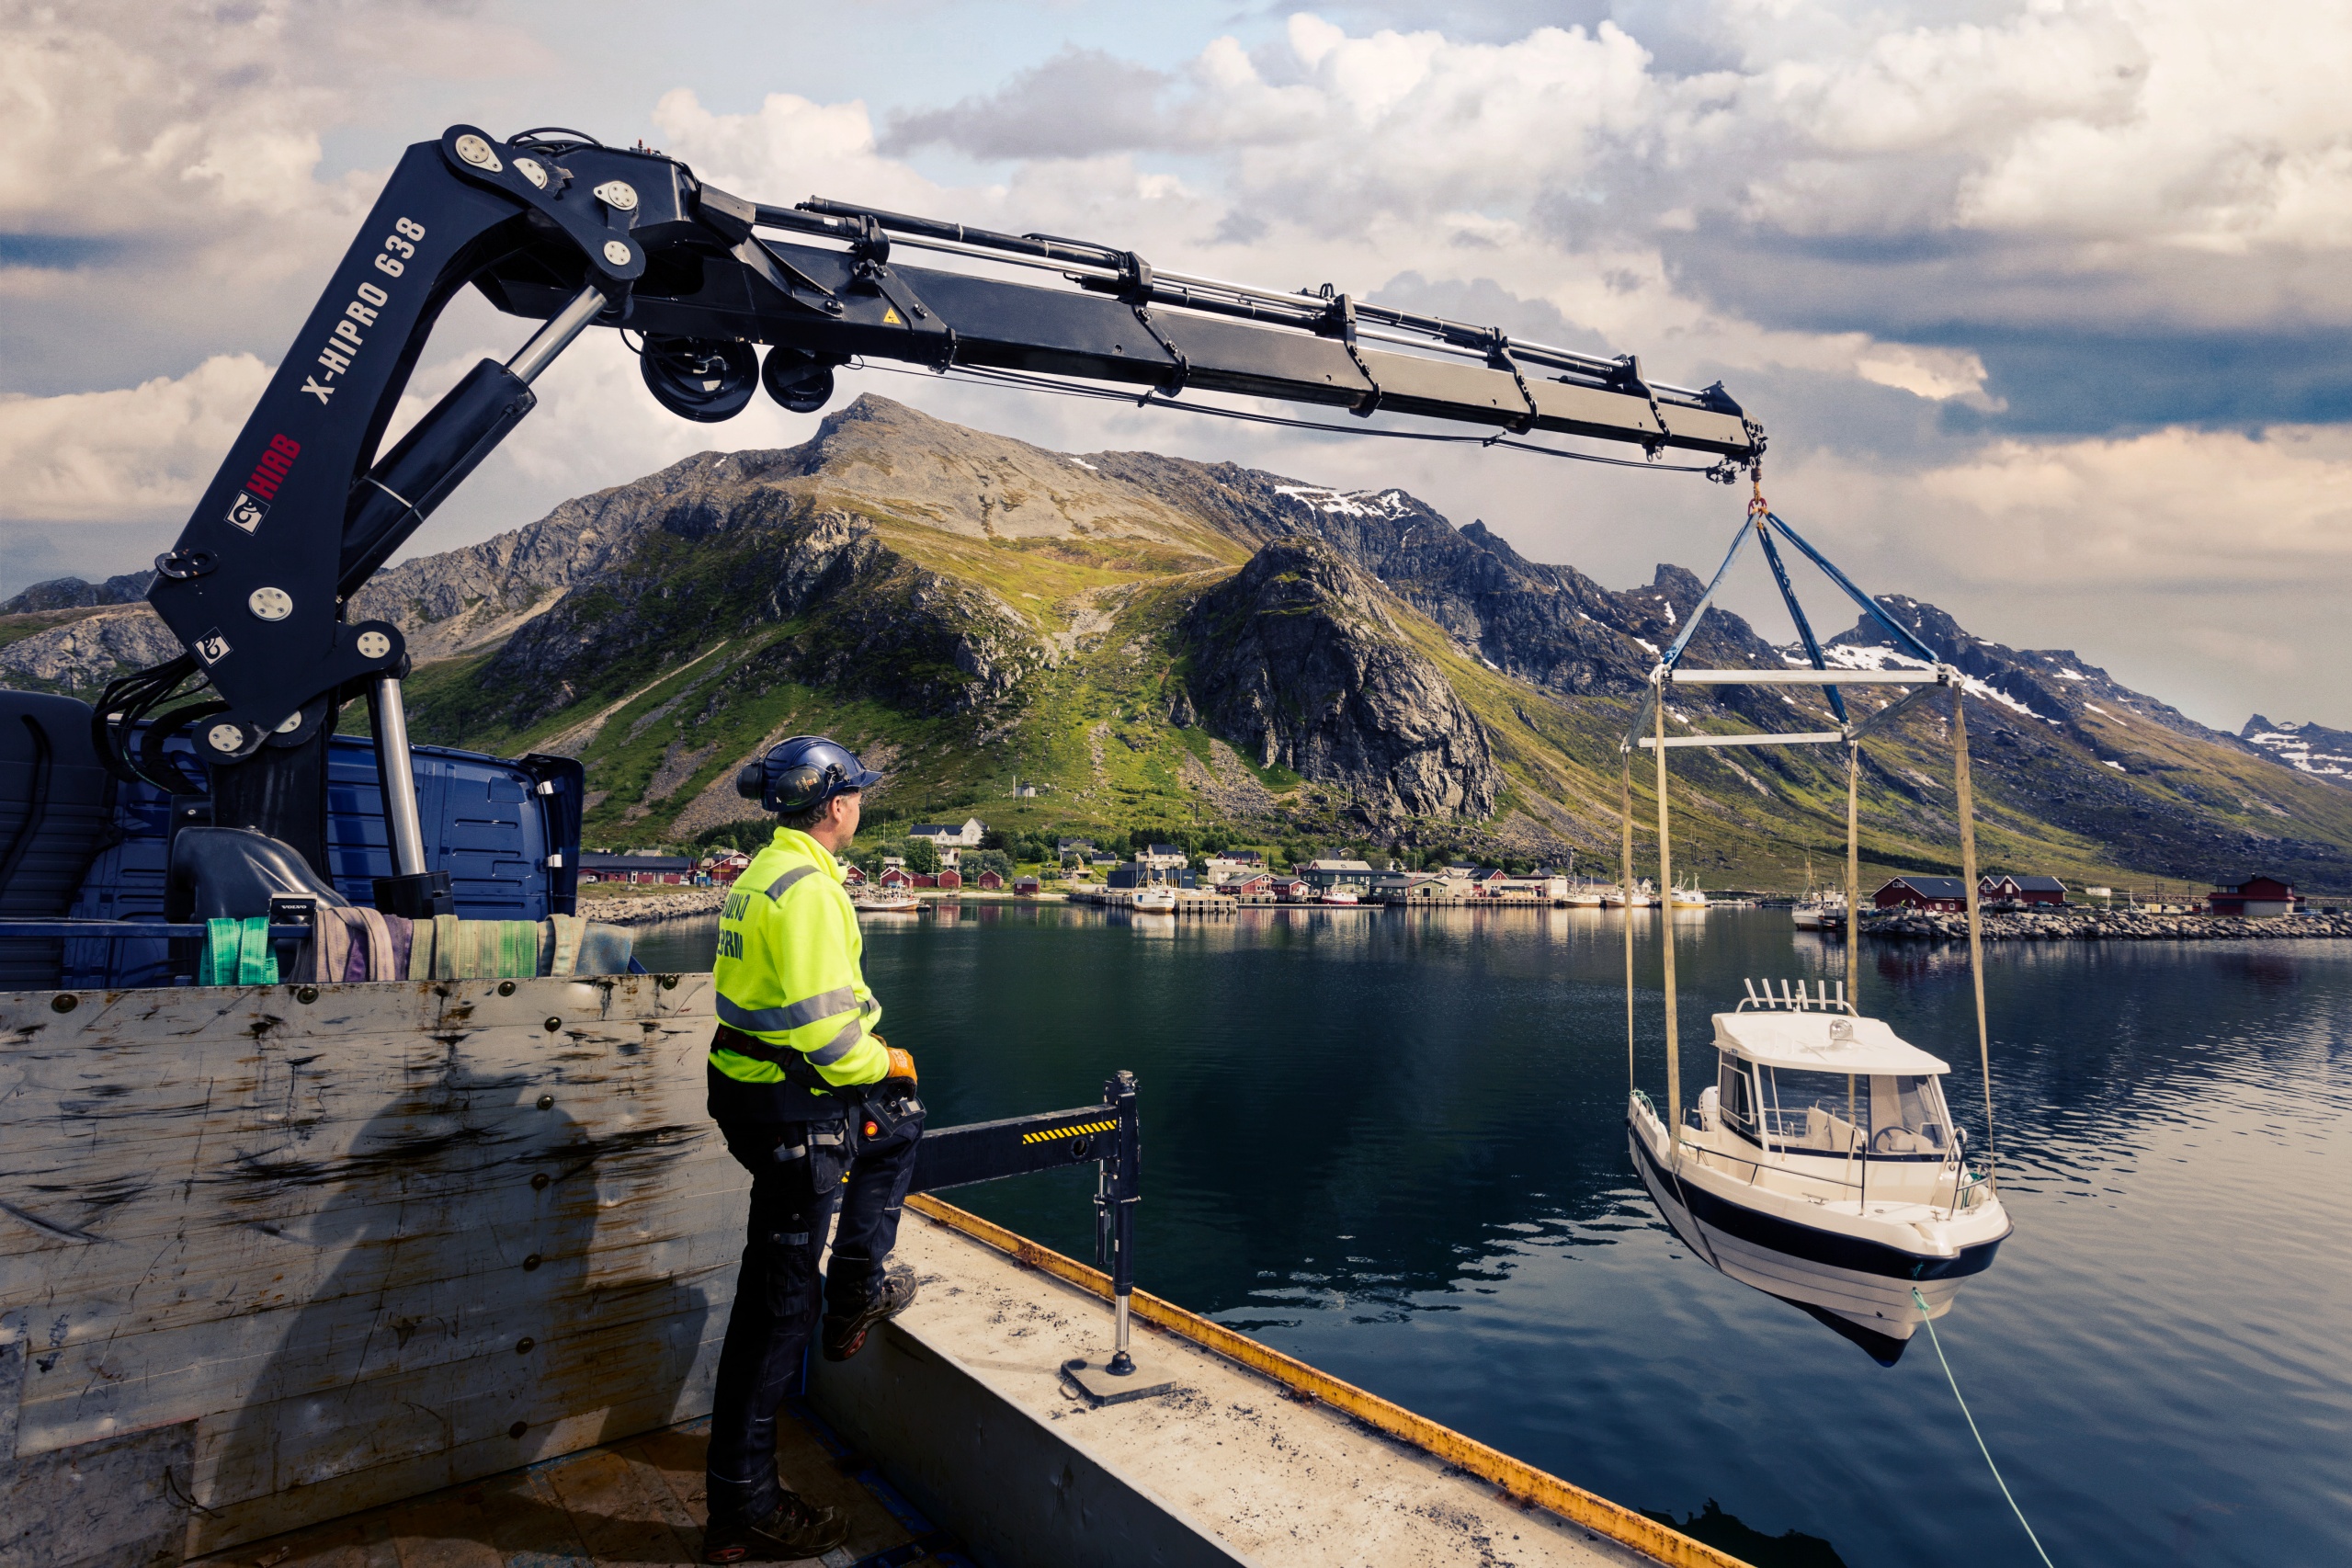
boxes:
[0,690,581,989]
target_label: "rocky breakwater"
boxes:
[583,888,726,926]
[1179,537,1500,822]
[1860,907,2352,941]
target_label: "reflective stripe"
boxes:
[715,984,858,1035]
[764,865,818,902]
[808,1017,864,1066]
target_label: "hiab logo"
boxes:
[227,433,301,532]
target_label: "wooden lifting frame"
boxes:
[1618,498,2000,1190]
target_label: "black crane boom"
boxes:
[117,124,1765,892]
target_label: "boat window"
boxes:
[1717,1054,1754,1130]
[1755,1068,1863,1153]
[1864,1074,1951,1154]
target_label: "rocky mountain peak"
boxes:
[2241,715,2352,788]
[1181,537,1500,822]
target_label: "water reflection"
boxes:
[636,906,2352,1566]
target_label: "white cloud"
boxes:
[0,354,271,523]
[5,2,2350,729]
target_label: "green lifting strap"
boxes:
[239,915,277,985]
[500,920,536,978]
[202,917,278,986]
[201,919,238,985]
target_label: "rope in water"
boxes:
[1911,1288,2056,1567]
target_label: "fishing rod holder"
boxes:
[907,1070,1167,1403]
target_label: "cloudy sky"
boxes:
[4,0,2347,729]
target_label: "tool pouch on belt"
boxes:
[710,1023,921,1129]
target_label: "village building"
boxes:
[1874,875,1971,912]
[1369,870,1449,903]
[1220,870,1276,898]
[702,849,752,884]
[1981,874,2066,905]
[1297,858,1377,894]
[842,864,867,885]
[1275,878,1314,902]
[1109,861,1195,890]
[1012,875,1041,895]
[1057,837,1097,862]
[2209,874,2300,918]
[578,852,692,886]
[1202,851,1266,882]
[1137,843,1190,871]
[975,869,1005,891]
[908,818,987,852]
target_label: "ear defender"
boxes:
[735,760,767,800]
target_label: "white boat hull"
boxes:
[1627,1103,2007,1358]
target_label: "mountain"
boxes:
[6,393,2350,891]
[2241,717,2352,790]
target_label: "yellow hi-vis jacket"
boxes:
[710,827,888,1096]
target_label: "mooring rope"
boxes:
[1621,751,1637,1094]
[1845,740,1861,1008]
[1949,684,1999,1187]
[1911,1288,2055,1567]
[1654,686,1681,1142]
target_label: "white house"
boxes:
[1138,843,1190,870]
[908,818,987,851]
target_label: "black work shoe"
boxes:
[822,1270,920,1361]
[702,1493,848,1562]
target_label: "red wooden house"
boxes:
[2209,874,2299,917]
[1874,876,1970,913]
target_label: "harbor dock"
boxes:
[0,973,1742,1568]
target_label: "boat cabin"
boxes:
[1702,1006,1958,1167]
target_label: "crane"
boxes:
[108,123,1766,915]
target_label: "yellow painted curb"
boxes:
[905,1191,1753,1568]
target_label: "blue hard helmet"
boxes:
[734,735,882,814]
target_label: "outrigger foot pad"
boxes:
[1062,1353,1178,1407]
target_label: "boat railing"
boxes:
[1736,977,1858,1014]
[1937,1131,1994,1217]
[1676,1132,1875,1201]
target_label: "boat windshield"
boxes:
[1753,1068,1953,1155]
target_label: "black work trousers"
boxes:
[704,1103,924,1526]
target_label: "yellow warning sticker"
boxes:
[882,307,903,325]
[1020,1119,1117,1145]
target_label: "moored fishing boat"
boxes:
[1316,887,1361,907]
[1628,981,2008,1359]
[1132,885,1177,913]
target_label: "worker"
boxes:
[701,736,925,1565]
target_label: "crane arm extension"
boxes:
[143,124,1765,772]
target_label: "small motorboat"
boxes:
[1132,886,1177,914]
[1628,979,2010,1360]
[854,890,920,914]
[1794,889,1847,929]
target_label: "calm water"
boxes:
[635,906,2352,1566]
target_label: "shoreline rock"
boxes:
[585,888,726,926]
[1858,908,2352,941]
